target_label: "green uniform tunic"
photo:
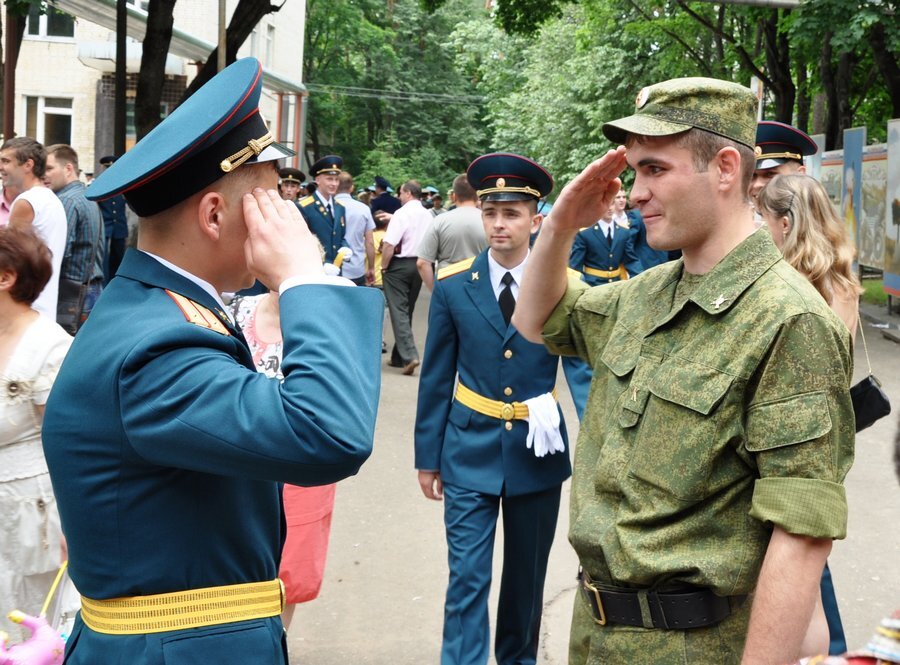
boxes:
[542,229,855,663]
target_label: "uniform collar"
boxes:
[139,250,231,319]
[314,190,333,207]
[651,228,782,315]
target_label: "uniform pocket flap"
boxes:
[746,391,832,451]
[448,401,473,428]
[599,329,641,378]
[648,359,734,415]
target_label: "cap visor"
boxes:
[756,157,791,170]
[257,142,295,165]
[603,115,692,145]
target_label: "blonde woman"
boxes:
[757,174,862,340]
[756,173,862,657]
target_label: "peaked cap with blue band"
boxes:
[755,120,818,170]
[311,155,343,177]
[466,153,553,202]
[86,58,294,217]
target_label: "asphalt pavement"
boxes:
[288,291,900,663]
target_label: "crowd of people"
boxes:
[0,55,896,665]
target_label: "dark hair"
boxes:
[46,143,80,173]
[0,226,53,305]
[451,174,477,202]
[0,137,47,178]
[402,180,422,199]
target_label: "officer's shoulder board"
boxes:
[165,290,230,336]
[298,195,316,208]
[438,257,476,281]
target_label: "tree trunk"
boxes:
[764,11,794,123]
[796,53,809,134]
[135,0,178,140]
[869,21,900,118]
[181,0,284,103]
[820,35,839,150]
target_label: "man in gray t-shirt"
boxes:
[416,174,487,290]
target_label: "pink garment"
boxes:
[229,294,336,604]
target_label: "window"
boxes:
[250,23,275,66]
[127,0,150,11]
[126,99,170,150]
[25,97,73,146]
[265,24,275,67]
[26,5,75,38]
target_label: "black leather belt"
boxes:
[578,569,745,630]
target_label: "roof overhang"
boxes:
[55,0,305,94]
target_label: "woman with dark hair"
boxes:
[0,226,73,638]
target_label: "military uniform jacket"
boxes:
[42,249,383,663]
[414,251,571,497]
[569,221,643,285]
[543,229,855,596]
[297,194,347,263]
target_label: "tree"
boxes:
[1,0,44,137]
[134,0,177,139]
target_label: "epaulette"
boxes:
[438,257,476,281]
[165,290,230,336]
[298,196,315,208]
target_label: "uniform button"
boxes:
[504,421,513,431]
[504,387,512,396]
[504,350,513,359]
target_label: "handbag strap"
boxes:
[856,313,873,376]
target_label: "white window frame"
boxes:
[24,6,76,42]
[23,95,75,146]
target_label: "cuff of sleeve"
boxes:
[749,477,847,539]
[541,278,589,356]
[279,274,355,293]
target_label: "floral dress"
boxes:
[231,295,336,604]
[0,315,72,626]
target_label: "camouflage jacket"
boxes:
[543,229,854,596]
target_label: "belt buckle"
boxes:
[500,403,515,421]
[582,576,607,626]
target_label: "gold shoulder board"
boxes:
[165,290,230,336]
[298,196,315,208]
[438,257,476,281]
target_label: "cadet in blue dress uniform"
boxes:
[297,155,347,263]
[568,205,642,286]
[749,120,817,202]
[41,58,383,665]
[415,153,571,665]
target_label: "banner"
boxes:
[885,119,900,296]
[842,127,866,253]
[859,145,887,270]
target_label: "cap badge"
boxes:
[636,87,650,109]
[754,145,763,157]
[496,177,506,189]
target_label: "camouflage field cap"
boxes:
[602,77,758,149]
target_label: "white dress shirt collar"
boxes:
[487,250,528,300]
[597,218,615,238]
[140,250,231,319]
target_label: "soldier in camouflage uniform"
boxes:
[513,78,855,664]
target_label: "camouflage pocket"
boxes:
[745,390,831,451]
[627,358,735,501]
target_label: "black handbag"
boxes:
[850,319,891,432]
[56,277,88,336]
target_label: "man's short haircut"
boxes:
[46,144,80,173]
[0,226,53,305]
[451,174,477,202]
[337,171,354,194]
[1,137,47,178]
[628,129,755,201]
[402,180,422,199]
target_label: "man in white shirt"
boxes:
[335,171,375,285]
[0,137,67,318]
[381,180,433,375]
[416,174,487,291]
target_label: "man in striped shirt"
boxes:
[45,144,105,328]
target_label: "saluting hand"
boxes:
[243,188,324,289]
[544,147,628,234]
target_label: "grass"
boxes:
[861,278,888,306]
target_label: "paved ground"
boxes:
[288,291,900,663]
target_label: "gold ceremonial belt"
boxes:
[455,382,557,421]
[584,265,627,280]
[80,579,285,635]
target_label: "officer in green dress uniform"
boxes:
[41,58,383,665]
[514,78,855,664]
[296,156,347,263]
[278,166,305,203]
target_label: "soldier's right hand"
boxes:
[418,470,443,501]
[544,147,628,234]
[243,187,324,288]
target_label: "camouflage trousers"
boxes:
[568,587,752,664]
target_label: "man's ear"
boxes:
[531,213,544,234]
[0,268,17,292]
[196,191,226,241]
[714,146,741,193]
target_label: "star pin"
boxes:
[712,295,727,310]
[472,271,479,281]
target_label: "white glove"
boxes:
[324,247,353,276]
[522,392,563,458]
